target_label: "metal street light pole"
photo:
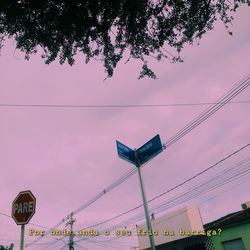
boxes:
[116,135,163,250]
[136,151,156,250]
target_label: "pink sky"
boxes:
[0,5,250,250]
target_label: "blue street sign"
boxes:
[116,140,136,165]
[137,134,163,165]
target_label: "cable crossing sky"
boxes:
[25,73,250,248]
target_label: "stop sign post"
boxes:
[12,190,36,250]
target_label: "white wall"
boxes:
[137,207,204,250]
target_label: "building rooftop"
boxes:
[204,207,250,229]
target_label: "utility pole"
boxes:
[65,213,76,250]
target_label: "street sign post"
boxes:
[12,190,36,250]
[116,134,163,250]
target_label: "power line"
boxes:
[46,147,250,248]
[26,74,250,247]
[163,74,250,147]
[0,101,249,109]
[75,143,250,231]
[75,74,250,228]
[75,156,250,244]
[79,159,250,246]
[25,168,137,248]
[26,74,250,248]
[148,143,250,203]
[91,175,250,248]
[141,160,250,223]
[152,162,250,215]
[0,212,49,230]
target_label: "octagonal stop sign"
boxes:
[12,190,36,225]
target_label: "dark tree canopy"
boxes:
[0,0,249,78]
